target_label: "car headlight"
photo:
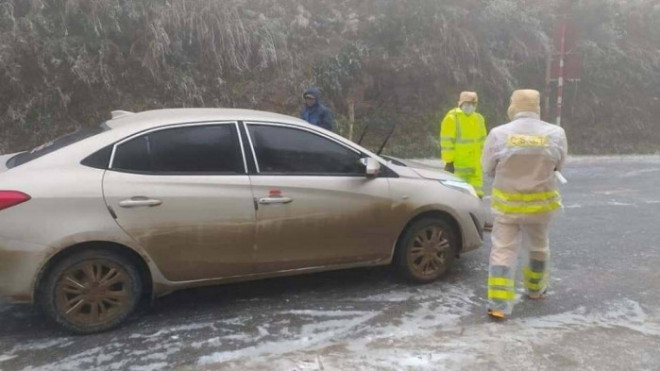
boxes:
[440,180,478,198]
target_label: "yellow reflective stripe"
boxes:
[454,111,462,140]
[506,134,549,147]
[488,277,514,287]
[523,268,549,291]
[524,280,548,291]
[492,200,561,214]
[441,146,455,151]
[455,139,485,144]
[523,267,545,280]
[488,289,515,300]
[492,188,560,202]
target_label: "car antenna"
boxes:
[376,123,397,156]
[357,124,370,145]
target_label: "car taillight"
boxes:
[0,191,31,211]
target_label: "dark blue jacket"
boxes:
[300,87,334,131]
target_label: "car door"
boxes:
[103,122,257,282]
[245,122,395,273]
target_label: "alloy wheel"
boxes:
[55,259,133,327]
[407,225,451,277]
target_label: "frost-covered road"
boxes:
[1,156,659,371]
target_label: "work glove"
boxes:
[444,162,455,173]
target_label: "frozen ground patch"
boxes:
[198,284,480,369]
[0,354,18,363]
[197,310,379,366]
[220,299,660,370]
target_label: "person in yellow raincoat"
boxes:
[440,91,487,197]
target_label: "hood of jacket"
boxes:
[303,86,322,108]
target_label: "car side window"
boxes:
[112,124,244,174]
[248,124,365,175]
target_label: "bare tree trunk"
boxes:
[347,97,355,141]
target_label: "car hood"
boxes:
[410,166,463,182]
[383,156,462,182]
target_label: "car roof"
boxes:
[4,107,395,173]
[105,108,307,130]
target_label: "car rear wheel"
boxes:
[39,249,143,334]
[394,217,458,283]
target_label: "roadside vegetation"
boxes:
[1,0,658,156]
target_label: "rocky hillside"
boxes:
[1,0,658,156]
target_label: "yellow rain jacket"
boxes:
[440,108,487,196]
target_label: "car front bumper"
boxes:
[458,198,486,254]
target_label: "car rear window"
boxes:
[111,124,244,174]
[7,125,109,169]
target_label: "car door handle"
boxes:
[119,197,163,208]
[258,197,293,205]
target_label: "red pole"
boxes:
[556,19,567,127]
[544,51,552,121]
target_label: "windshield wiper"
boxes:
[357,124,370,145]
[376,123,397,156]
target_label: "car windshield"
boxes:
[6,124,109,169]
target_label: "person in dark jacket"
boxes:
[300,86,334,131]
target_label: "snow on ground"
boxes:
[215,298,660,370]
[198,284,476,368]
[2,156,660,370]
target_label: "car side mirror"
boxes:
[364,157,381,177]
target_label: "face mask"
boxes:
[462,104,476,115]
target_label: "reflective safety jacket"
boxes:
[440,108,487,179]
[482,112,568,221]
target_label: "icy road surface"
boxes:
[1,156,659,370]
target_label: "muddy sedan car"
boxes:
[0,109,484,333]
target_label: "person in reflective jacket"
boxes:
[440,91,487,197]
[300,86,334,131]
[481,89,568,320]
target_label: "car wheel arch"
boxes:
[34,241,154,304]
[393,210,463,260]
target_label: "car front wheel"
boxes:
[394,217,458,283]
[39,249,143,334]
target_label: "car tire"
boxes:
[39,249,143,334]
[394,217,458,283]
